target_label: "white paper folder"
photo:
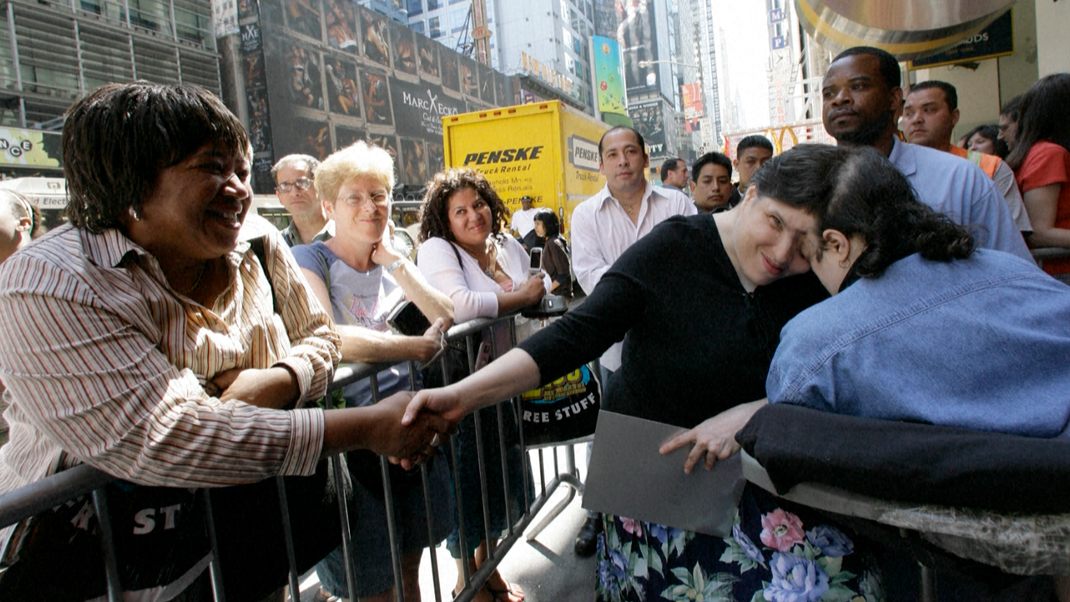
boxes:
[581,410,746,537]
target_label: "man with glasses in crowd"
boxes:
[272,154,333,247]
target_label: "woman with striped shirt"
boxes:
[0,82,451,601]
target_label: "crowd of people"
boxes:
[0,43,1067,602]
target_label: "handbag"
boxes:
[0,463,209,600]
[519,362,601,447]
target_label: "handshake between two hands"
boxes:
[376,387,468,470]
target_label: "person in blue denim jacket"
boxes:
[768,145,1070,439]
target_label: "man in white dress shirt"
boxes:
[568,125,696,557]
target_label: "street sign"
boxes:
[908,10,1013,69]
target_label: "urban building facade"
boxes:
[221,0,513,192]
[0,0,219,177]
[403,0,595,114]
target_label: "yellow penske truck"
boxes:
[441,100,609,238]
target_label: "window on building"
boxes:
[411,20,424,33]
[429,16,442,37]
[407,0,422,16]
[450,7,467,31]
[449,0,466,5]
[427,0,441,9]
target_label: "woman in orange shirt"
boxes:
[1008,73,1070,275]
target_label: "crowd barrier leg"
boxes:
[507,325,533,516]
[201,489,227,602]
[274,477,301,602]
[91,488,123,602]
[524,445,583,542]
[411,359,446,602]
[328,452,358,602]
[919,561,937,602]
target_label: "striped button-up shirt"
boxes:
[0,224,341,520]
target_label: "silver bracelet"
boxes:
[386,258,407,274]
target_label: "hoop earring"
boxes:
[128,206,141,221]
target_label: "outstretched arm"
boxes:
[401,348,541,427]
[323,390,454,461]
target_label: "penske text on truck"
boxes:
[441,100,609,238]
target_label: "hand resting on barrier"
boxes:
[658,399,768,474]
[412,318,448,364]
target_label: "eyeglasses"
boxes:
[277,177,313,193]
[340,192,389,208]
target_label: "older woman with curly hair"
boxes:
[416,168,548,602]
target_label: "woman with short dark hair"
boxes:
[532,208,572,297]
[0,82,449,600]
[963,124,1009,159]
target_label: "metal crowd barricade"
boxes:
[0,311,584,602]
[1032,247,1070,285]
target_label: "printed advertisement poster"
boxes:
[593,35,626,116]
[0,128,62,168]
[628,100,666,157]
[391,78,465,139]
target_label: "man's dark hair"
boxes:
[598,126,647,159]
[831,46,901,89]
[64,82,249,232]
[736,135,774,157]
[659,158,684,182]
[1000,95,1022,120]
[690,152,732,183]
[908,80,958,112]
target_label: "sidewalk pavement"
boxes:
[300,444,597,602]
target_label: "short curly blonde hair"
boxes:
[315,140,396,205]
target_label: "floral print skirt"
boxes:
[595,484,884,602]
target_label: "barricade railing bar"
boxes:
[0,312,585,602]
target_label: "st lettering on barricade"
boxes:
[520,364,601,447]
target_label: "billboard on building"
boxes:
[591,0,660,96]
[0,128,63,170]
[592,35,627,117]
[243,0,507,191]
[681,82,702,132]
[628,99,667,158]
[619,0,659,95]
